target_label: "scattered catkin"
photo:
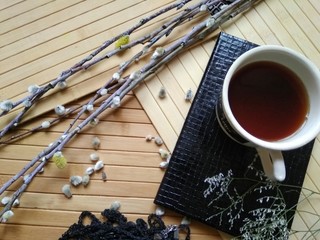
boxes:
[89,118,99,126]
[62,184,72,198]
[101,171,107,182]
[94,160,104,171]
[85,167,94,175]
[185,88,193,101]
[181,216,191,225]
[90,153,99,161]
[92,136,101,150]
[145,135,153,141]
[110,201,121,211]
[154,136,163,146]
[158,86,167,98]
[155,206,165,216]
[159,149,170,159]
[70,176,83,187]
[82,174,90,187]
[159,161,169,169]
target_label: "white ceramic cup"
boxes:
[216,45,320,181]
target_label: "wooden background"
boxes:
[0,0,320,239]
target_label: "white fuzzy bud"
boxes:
[85,167,95,175]
[129,71,140,80]
[89,118,99,126]
[206,17,215,28]
[181,216,191,225]
[82,174,90,186]
[1,210,14,222]
[62,184,72,198]
[145,135,153,141]
[185,89,193,101]
[220,4,228,10]
[200,4,207,11]
[23,174,30,183]
[13,199,20,206]
[86,104,94,112]
[94,160,104,171]
[110,201,121,211]
[92,136,101,150]
[159,148,170,159]
[158,86,166,99]
[90,153,100,161]
[41,121,51,129]
[112,72,120,80]
[27,84,40,94]
[111,96,121,109]
[142,46,149,54]
[23,100,32,108]
[100,88,108,96]
[154,136,163,146]
[155,206,165,216]
[54,105,66,115]
[1,197,11,205]
[159,161,169,169]
[70,176,82,187]
[60,134,67,141]
[0,100,13,112]
[151,47,165,59]
[58,81,67,89]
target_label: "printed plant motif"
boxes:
[203,156,320,239]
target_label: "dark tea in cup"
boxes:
[217,45,320,181]
[228,61,309,141]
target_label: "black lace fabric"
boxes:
[60,209,190,240]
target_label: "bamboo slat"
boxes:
[1,0,320,239]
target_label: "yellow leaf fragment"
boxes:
[52,151,67,169]
[115,35,130,49]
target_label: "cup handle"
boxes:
[256,147,286,181]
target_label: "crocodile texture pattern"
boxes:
[154,32,314,236]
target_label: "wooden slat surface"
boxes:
[1,0,320,239]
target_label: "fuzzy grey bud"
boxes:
[41,121,51,129]
[58,81,67,89]
[112,72,120,80]
[0,100,13,112]
[28,84,40,94]
[100,88,108,95]
[111,96,121,109]
[54,105,66,115]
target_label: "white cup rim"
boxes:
[222,45,320,150]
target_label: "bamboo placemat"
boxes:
[0,0,320,239]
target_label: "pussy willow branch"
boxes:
[0,0,261,221]
[0,0,221,139]
[0,0,196,137]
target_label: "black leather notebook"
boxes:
[154,32,314,237]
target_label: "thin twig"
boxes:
[0,0,261,222]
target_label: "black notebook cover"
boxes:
[154,32,314,237]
